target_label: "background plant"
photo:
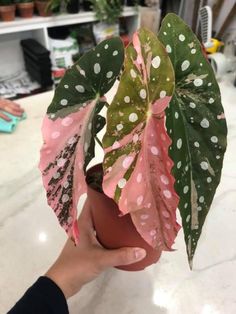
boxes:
[90,0,123,24]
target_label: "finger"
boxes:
[4,100,22,109]
[78,199,93,230]
[0,112,11,121]
[10,110,23,117]
[99,247,147,269]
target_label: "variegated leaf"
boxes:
[39,38,124,243]
[158,14,227,267]
[103,28,181,253]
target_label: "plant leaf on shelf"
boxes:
[103,28,180,254]
[39,38,124,243]
[158,13,227,268]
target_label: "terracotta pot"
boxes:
[86,164,161,271]
[17,2,34,18]
[35,0,52,17]
[0,4,16,21]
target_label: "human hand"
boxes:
[45,200,147,299]
[0,99,24,121]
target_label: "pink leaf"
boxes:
[103,29,180,253]
[39,101,95,243]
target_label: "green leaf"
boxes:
[158,13,227,268]
[102,28,181,252]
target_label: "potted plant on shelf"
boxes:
[16,0,34,18]
[39,13,227,271]
[35,0,52,16]
[90,0,123,43]
[0,0,15,21]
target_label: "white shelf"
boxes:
[0,7,138,35]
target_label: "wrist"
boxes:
[45,267,82,299]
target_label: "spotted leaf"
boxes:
[39,38,124,243]
[103,28,180,254]
[158,14,227,268]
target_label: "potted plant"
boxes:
[47,0,79,14]
[39,14,227,271]
[35,0,52,16]
[0,0,16,21]
[16,0,34,18]
[90,0,123,43]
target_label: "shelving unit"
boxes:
[0,7,139,36]
[0,7,139,83]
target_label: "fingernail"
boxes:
[134,248,146,261]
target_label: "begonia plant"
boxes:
[39,13,227,268]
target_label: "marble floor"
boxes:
[0,75,236,314]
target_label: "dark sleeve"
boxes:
[8,276,69,314]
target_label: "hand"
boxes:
[45,200,147,299]
[0,99,24,121]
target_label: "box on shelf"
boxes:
[20,38,53,88]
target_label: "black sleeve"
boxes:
[8,276,69,314]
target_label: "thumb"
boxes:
[99,247,147,269]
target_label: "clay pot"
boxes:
[17,2,34,18]
[35,0,52,17]
[0,4,16,21]
[86,164,161,271]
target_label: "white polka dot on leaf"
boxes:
[75,85,85,93]
[106,71,113,78]
[177,138,182,149]
[60,99,68,106]
[181,60,190,71]
[137,173,142,183]
[161,175,169,185]
[200,118,210,128]
[129,113,138,122]
[151,56,161,69]
[118,178,126,189]
[94,63,101,74]
[179,34,185,41]
[124,96,130,103]
[140,89,147,99]
[151,146,159,155]
[130,69,137,78]
[137,195,143,206]
[116,124,123,131]
[200,161,208,170]
[51,131,60,139]
[166,45,172,53]
[163,190,172,199]
[211,136,218,143]
[160,90,166,98]
[183,185,189,194]
[194,79,203,87]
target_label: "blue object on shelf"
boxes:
[0,111,27,133]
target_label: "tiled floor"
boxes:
[0,75,236,314]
